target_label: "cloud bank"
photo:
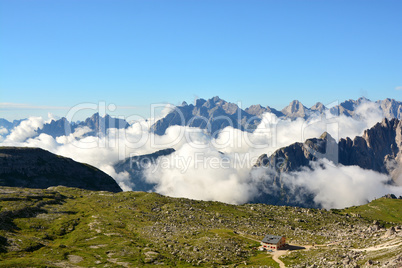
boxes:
[1,101,401,208]
[280,159,402,209]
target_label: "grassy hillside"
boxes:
[342,197,402,225]
[0,186,401,267]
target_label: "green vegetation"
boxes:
[0,186,401,267]
[342,197,402,225]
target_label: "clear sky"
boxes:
[0,0,401,120]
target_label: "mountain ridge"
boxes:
[151,97,402,136]
[0,146,122,192]
[2,97,402,139]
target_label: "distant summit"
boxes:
[151,96,261,136]
[36,112,129,138]
[281,100,310,119]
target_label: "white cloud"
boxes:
[395,86,402,91]
[280,159,402,209]
[1,101,400,209]
[0,127,9,135]
[4,117,45,143]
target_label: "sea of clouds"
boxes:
[1,100,402,209]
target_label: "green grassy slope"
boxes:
[342,197,402,225]
[0,186,400,267]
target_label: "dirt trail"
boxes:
[271,250,287,268]
[351,239,402,252]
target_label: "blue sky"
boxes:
[0,0,401,120]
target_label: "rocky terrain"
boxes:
[0,147,122,193]
[255,117,402,177]
[0,186,400,267]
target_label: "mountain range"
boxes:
[254,117,402,178]
[1,97,401,140]
[151,97,402,135]
[0,113,129,139]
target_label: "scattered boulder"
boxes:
[383,227,396,238]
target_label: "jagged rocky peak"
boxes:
[195,98,207,107]
[362,118,401,151]
[201,96,239,115]
[378,98,402,119]
[281,100,308,118]
[357,96,370,103]
[319,131,335,142]
[152,96,261,135]
[285,100,305,112]
[255,117,402,179]
[245,104,268,116]
[340,99,356,110]
[88,112,106,121]
[181,101,188,106]
[204,96,226,108]
[311,102,326,112]
[211,95,223,103]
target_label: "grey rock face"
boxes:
[281,100,311,119]
[254,131,338,173]
[245,104,283,117]
[151,96,261,136]
[377,98,402,119]
[310,102,326,113]
[0,147,122,192]
[256,118,402,177]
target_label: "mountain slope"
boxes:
[0,147,122,192]
[0,186,400,267]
